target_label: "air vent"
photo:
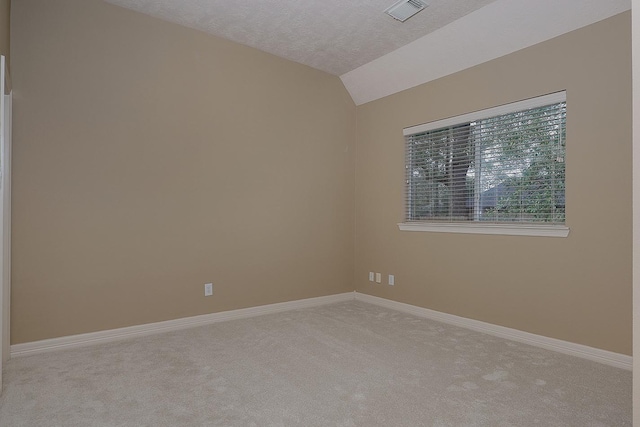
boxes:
[385,0,428,22]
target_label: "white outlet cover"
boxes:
[388,275,395,286]
[204,283,213,296]
[375,273,382,283]
[369,272,375,282]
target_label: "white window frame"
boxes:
[398,92,570,238]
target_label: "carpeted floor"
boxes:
[0,301,632,426]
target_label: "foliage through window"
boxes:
[405,93,566,224]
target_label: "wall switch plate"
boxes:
[388,275,395,286]
[369,272,375,282]
[204,283,213,296]
[375,273,382,283]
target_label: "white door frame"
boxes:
[632,1,639,424]
[0,54,12,394]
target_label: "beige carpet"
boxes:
[0,301,631,426]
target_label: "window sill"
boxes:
[397,222,570,238]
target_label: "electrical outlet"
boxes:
[369,272,375,282]
[375,273,382,283]
[388,275,395,286]
[204,283,213,296]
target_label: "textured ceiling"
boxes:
[102,0,498,76]
[342,0,632,104]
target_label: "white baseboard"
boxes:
[11,292,356,358]
[12,291,632,371]
[354,292,632,371]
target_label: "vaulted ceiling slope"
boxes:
[103,0,630,105]
[103,0,497,76]
[343,0,631,104]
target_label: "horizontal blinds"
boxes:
[405,96,566,224]
[404,91,566,135]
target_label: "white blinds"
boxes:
[404,92,566,224]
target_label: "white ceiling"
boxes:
[102,0,497,76]
[102,0,631,105]
[343,0,632,105]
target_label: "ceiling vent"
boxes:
[384,0,428,22]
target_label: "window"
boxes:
[399,92,569,237]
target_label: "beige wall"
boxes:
[355,12,632,355]
[11,0,355,343]
[0,0,8,66]
[10,0,633,357]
